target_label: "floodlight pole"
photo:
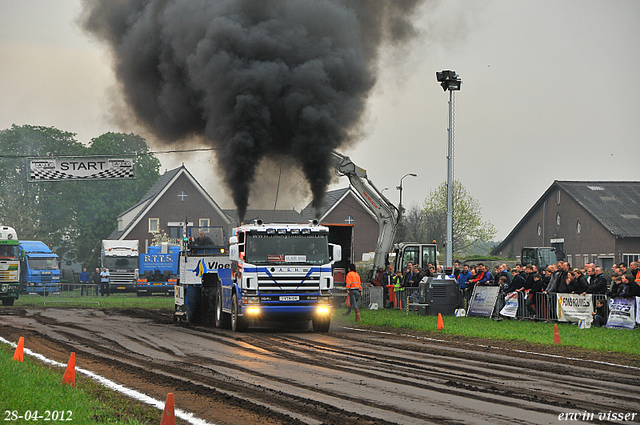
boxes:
[446,89,454,272]
[436,70,461,273]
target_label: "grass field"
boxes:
[337,307,640,355]
[11,291,175,309]
[0,346,177,424]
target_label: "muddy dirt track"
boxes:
[1,308,639,425]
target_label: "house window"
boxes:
[178,190,188,201]
[537,223,541,236]
[556,212,561,227]
[623,254,640,264]
[576,220,581,234]
[556,190,561,205]
[199,218,210,227]
[149,218,159,233]
[345,215,354,224]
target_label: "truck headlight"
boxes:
[318,297,332,305]
[317,306,330,315]
[246,307,260,315]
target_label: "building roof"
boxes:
[108,165,231,240]
[223,209,303,224]
[556,181,640,237]
[300,186,377,222]
[300,187,350,221]
[491,180,640,255]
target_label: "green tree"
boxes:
[397,204,446,246]
[0,126,160,269]
[415,180,496,257]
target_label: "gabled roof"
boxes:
[300,186,376,222]
[223,209,303,224]
[108,165,231,240]
[491,180,640,254]
[556,181,640,237]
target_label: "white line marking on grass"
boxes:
[0,336,215,425]
[344,327,640,371]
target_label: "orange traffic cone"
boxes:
[553,324,561,344]
[437,313,445,330]
[12,337,24,362]
[61,352,76,387]
[355,308,361,322]
[160,393,176,425]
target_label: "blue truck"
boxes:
[136,243,179,296]
[174,221,341,332]
[19,241,61,296]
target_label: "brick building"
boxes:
[491,181,640,270]
[108,165,232,253]
[109,167,379,260]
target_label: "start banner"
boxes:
[556,293,592,323]
[28,156,135,181]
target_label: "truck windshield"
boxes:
[0,245,18,260]
[28,257,58,270]
[103,257,137,269]
[538,249,557,268]
[245,234,329,265]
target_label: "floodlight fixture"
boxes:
[436,70,462,91]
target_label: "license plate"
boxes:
[279,296,299,302]
[118,287,126,290]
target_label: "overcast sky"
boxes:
[1,0,639,240]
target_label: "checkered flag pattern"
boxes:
[30,167,135,181]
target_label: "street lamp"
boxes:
[396,173,417,211]
[436,69,462,272]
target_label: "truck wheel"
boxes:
[231,292,248,332]
[215,286,231,329]
[312,316,330,333]
[2,298,15,306]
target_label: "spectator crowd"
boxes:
[453,260,640,325]
[368,259,640,326]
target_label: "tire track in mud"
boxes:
[1,308,639,425]
[209,331,640,420]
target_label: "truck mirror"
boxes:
[229,244,240,262]
[330,243,342,263]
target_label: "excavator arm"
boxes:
[331,151,399,275]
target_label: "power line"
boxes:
[0,146,222,159]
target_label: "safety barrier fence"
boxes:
[34,284,102,305]
[379,285,612,323]
[488,290,607,321]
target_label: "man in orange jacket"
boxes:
[344,263,362,321]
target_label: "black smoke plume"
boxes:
[80,0,424,221]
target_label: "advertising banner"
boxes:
[28,156,135,181]
[467,286,500,317]
[179,255,232,285]
[500,292,518,318]
[607,298,637,330]
[636,297,640,325]
[557,293,592,323]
